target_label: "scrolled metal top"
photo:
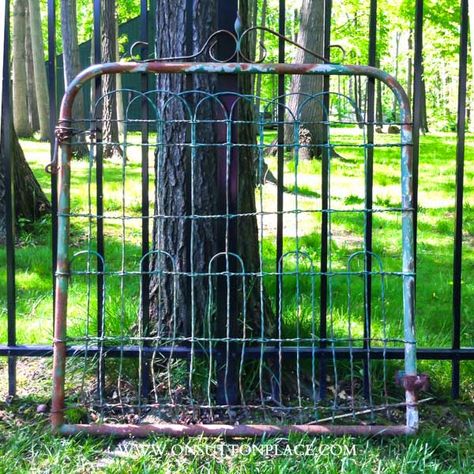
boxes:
[128,14,330,64]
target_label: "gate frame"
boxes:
[51,61,418,437]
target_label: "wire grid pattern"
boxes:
[60,78,413,426]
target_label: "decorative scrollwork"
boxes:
[127,13,335,64]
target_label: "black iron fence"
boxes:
[1,0,473,407]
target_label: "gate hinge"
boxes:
[46,123,76,175]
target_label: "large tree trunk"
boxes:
[60,0,88,155]
[236,0,275,339]
[12,0,32,137]
[0,123,50,243]
[151,0,217,336]
[28,0,50,141]
[101,0,121,159]
[284,0,325,158]
[150,0,273,339]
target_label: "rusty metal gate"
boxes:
[50,35,421,436]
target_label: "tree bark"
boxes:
[236,0,275,338]
[150,0,273,338]
[101,0,121,159]
[284,0,325,158]
[60,0,88,155]
[12,0,32,137]
[0,122,50,243]
[151,0,217,336]
[28,0,50,141]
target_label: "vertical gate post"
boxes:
[1,0,17,398]
[318,0,332,402]
[139,0,151,401]
[451,0,469,400]
[215,0,240,406]
[273,0,286,405]
[93,0,106,398]
[51,132,72,431]
[362,0,377,402]
[47,0,58,329]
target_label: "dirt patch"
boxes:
[331,226,364,249]
[0,358,51,401]
[463,231,474,246]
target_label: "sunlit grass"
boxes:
[0,393,473,473]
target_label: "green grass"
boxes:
[0,131,473,471]
[0,397,473,473]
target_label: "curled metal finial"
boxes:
[329,44,346,62]
[241,26,328,63]
[129,41,149,59]
[134,30,238,63]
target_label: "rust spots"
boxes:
[396,373,430,392]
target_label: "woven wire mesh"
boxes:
[59,72,413,427]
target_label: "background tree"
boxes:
[12,0,32,137]
[25,9,39,133]
[60,0,88,155]
[0,117,50,242]
[101,0,121,159]
[1,0,49,244]
[28,0,50,141]
[284,0,325,158]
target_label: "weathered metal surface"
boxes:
[396,373,430,392]
[58,62,411,124]
[59,423,415,438]
[51,138,71,430]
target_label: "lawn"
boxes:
[0,130,473,472]
[0,401,473,473]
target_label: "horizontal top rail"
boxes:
[58,62,411,124]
